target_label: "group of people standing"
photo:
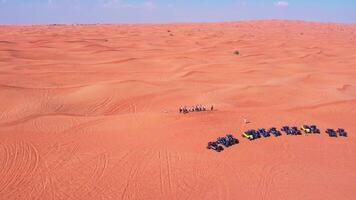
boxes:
[179,105,214,114]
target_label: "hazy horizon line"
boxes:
[1,18,355,26]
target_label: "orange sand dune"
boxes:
[0,20,356,200]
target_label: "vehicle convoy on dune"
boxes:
[208,124,348,152]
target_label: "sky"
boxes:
[0,0,355,24]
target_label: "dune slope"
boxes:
[0,20,356,200]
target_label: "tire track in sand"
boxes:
[72,153,109,199]
[256,161,280,200]
[0,141,39,198]
[255,144,291,200]
[157,149,174,197]
[165,149,173,193]
[120,148,153,200]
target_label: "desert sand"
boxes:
[0,20,356,200]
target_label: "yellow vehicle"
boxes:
[242,132,253,140]
[300,125,311,133]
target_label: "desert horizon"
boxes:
[0,20,356,199]
[1,19,356,26]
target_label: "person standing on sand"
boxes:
[211,105,214,111]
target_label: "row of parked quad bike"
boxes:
[243,125,319,140]
[243,125,347,140]
[207,125,348,152]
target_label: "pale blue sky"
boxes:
[0,0,355,24]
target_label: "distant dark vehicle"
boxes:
[258,128,270,137]
[217,137,229,147]
[326,129,337,137]
[217,134,239,147]
[281,126,291,135]
[337,128,347,137]
[226,134,239,145]
[290,127,301,135]
[254,130,261,138]
[207,142,224,152]
[310,125,320,134]
[268,127,281,136]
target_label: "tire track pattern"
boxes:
[0,141,40,199]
